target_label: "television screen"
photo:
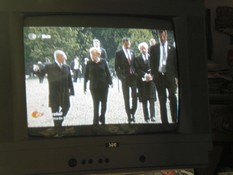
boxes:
[23,15,179,137]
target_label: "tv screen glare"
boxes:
[23,15,179,137]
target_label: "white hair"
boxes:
[138,42,149,51]
[89,47,101,55]
[93,39,100,44]
[54,50,67,61]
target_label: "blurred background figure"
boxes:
[33,61,45,84]
[149,38,156,47]
[71,56,82,82]
[93,38,108,61]
[82,57,89,78]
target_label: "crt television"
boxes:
[0,0,211,174]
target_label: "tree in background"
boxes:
[24,26,175,76]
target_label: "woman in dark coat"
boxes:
[84,47,113,125]
[135,42,156,122]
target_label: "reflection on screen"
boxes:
[24,26,179,137]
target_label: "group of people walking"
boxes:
[33,30,178,135]
[114,30,178,125]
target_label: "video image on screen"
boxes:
[24,25,179,137]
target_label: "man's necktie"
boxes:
[144,54,148,64]
[126,49,131,63]
[59,64,63,69]
[161,45,166,73]
[126,49,133,74]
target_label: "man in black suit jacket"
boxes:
[33,50,74,135]
[115,37,137,123]
[150,30,178,124]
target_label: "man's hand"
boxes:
[33,64,40,72]
[145,73,153,81]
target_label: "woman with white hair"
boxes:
[84,47,112,125]
[135,42,157,122]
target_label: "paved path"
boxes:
[26,77,174,127]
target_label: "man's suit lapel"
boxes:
[139,55,145,66]
[166,44,172,67]
[121,49,130,66]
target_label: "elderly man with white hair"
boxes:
[33,50,74,136]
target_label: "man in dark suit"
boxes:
[33,50,74,135]
[150,30,178,124]
[115,37,137,123]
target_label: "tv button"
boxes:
[68,158,77,167]
[139,155,146,163]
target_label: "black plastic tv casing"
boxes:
[0,0,211,174]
